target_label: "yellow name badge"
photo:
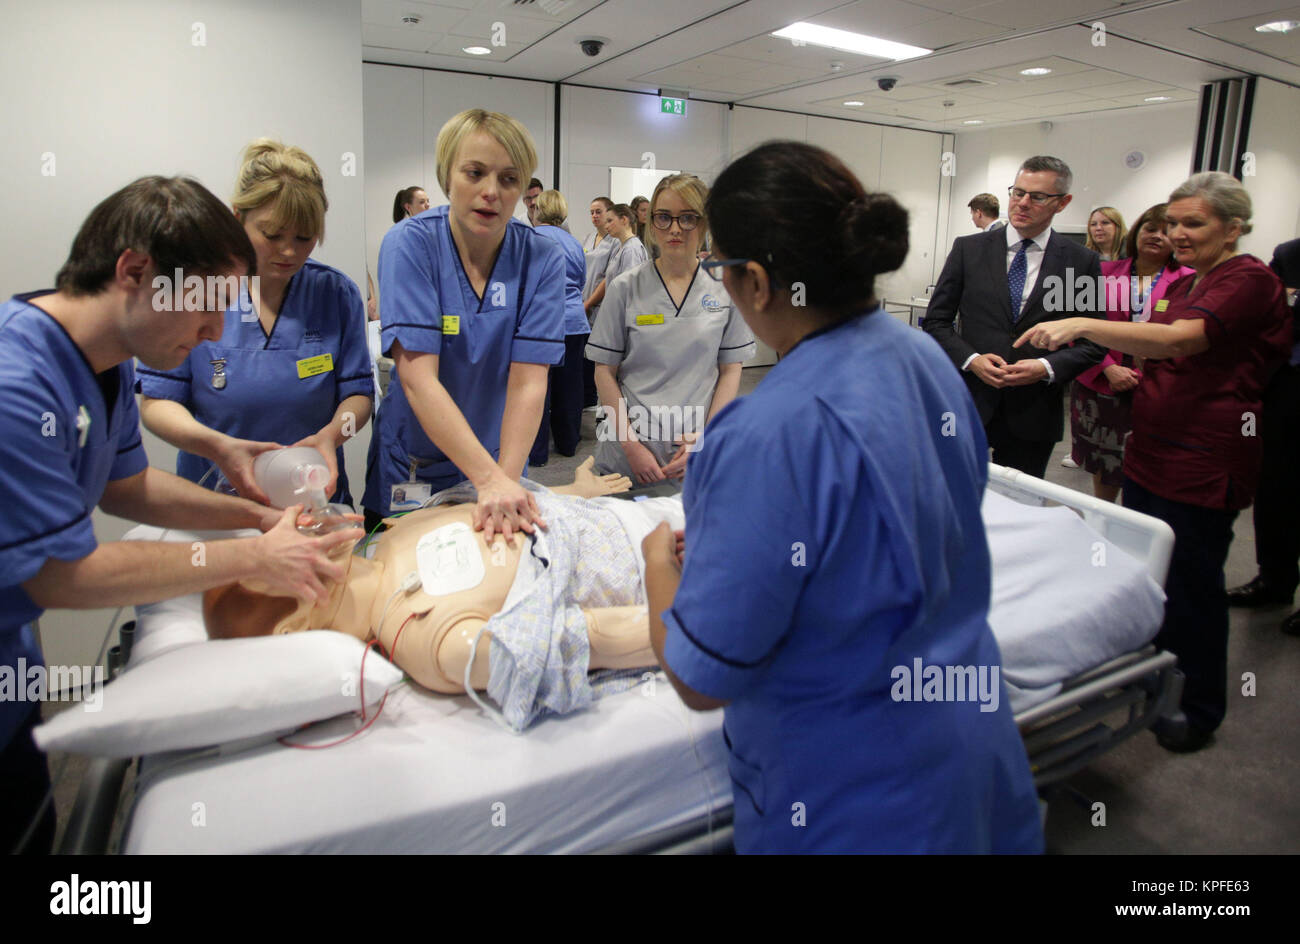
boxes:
[635,313,665,326]
[296,353,334,379]
[1155,299,1170,312]
[442,315,460,335]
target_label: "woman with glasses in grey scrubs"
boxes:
[585,174,755,483]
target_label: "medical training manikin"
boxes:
[203,459,661,729]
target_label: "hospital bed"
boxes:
[54,464,1177,854]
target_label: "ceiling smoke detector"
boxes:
[400,14,422,26]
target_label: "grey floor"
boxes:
[43,364,1300,853]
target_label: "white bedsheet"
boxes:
[124,678,730,854]
[981,490,1166,712]
[120,487,1165,853]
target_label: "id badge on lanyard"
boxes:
[391,456,432,511]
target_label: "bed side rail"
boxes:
[986,463,1176,586]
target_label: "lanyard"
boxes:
[1130,269,1161,319]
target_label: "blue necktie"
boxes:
[1008,239,1030,323]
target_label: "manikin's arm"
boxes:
[549,456,632,497]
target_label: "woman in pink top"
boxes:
[1068,203,1193,501]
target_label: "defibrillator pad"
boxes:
[416,523,486,596]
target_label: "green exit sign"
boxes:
[660,96,687,116]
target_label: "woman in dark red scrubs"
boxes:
[1015,171,1292,753]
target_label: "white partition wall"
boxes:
[730,107,808,158]
[808,116,884,192]
[0,0,367,671]
[945,104,1199,252]
[1243,78,1300,256]
[729,106,948,309]
[877,125,950,306]
[560,86,731,249]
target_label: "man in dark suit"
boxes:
[924,156,1106,478]
[1226,237,1300,633]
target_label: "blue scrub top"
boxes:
[363,207,566,510]
[532,224,589,337]
[0,294,149,749]
[136,259,373,506]
[662,309,1043,853]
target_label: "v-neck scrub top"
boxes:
[363,207,566,510]
[136,259,373,505]
[531,224,590,336]
[0,294,149,749]
[1123,254,1292,510]
[585,261,755,474]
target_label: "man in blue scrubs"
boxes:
[0,177,359,853]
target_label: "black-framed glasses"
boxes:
[1008,186,1065,205]
[700,257,750,281]
[651,211,702,231]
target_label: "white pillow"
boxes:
[33,631,403,758]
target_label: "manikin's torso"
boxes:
[205,487,656,696]
[288,505,526,692]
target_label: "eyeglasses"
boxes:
[651,211,702,231]
[700,257,750,281]
[1008,187,1066,205]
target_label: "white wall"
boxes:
[730,106,949,314]
[0,0,366,670]
[946,104,1199,248]
[560,86,732,248]
[1242,78,1300,259]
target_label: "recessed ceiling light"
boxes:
[772,23,930,60]
[1255,20,1300,33]
[843,100,865,107]
[963,119,984,125]
[463,46,492,55]
[1020,67,1052,76]
[1145,95,1171,102]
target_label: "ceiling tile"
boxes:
[362,0,471,29]
[982,55,1094,81]
[733,62,833,85]
[362,24,439,52]
[1016,89,1109,107]
[1192,5,1300,67]
[448,11,560,45]
[965,0,1125,30]
[804,0,950,35]
[888,13,1013,47]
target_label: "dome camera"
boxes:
[578,37,607,57]
[877,76,899,92]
